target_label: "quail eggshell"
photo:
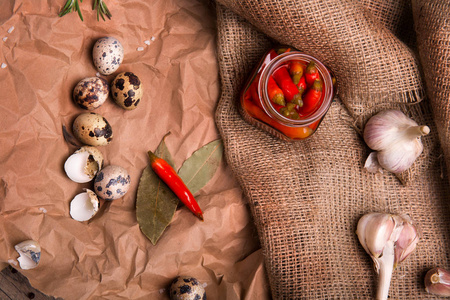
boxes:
[73,77,109,110]
[169,276,206,300]
[93,37,124,75]
[70,189,100,222]
[15,240,41,270]
[64,146,104,183]
[73,112,113,146]
[94,165,131,200]
[111,72,143,110]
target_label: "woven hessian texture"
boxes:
[214,1,450,299]
[413,0,450,188]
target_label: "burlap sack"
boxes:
[412,0,450,188]
[214,1,450,299]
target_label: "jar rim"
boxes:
[258,51,334,126]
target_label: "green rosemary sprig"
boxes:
[58,0,112,21]
[59,0,84,21]
[93,0,112,21]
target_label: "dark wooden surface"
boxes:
[0,266,62,300]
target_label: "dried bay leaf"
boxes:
[178,139,224,195]
[137,137,224,245]
[136,135,178,245]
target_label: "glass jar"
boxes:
[239,46,336,141]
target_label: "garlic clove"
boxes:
[70,189,100,222]
[356,212,395,258]
[64,146,104,183]
[364,152,383,174]
[14,240,41,270]
[356,212,419,300]
[393,216,420,267]
[425,267,450,297]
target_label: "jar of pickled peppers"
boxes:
[240,46,336,141]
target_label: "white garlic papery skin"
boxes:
[356,212,420,300]
[425,267,450,297]
[14,240,41,270]
[363,110,430,174]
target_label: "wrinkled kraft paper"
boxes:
[0,1,271,299]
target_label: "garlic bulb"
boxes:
[425,267,450,297]
[363,110,430,174]
[356,212,420,300]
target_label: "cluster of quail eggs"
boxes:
[65,36,140,222]
[11,37,142,271]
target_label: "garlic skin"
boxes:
[356,212,420,300]
[14,240,41,270]
[425,267,450,297]
[363,110,430,174]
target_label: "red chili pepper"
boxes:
[248,76,265,110]
[288,61,305,85]
[305,61,321,87]
[267,76,285,106]
[297,75,307,95]
[272,66,302,104]
[243,97,312,139]
[148,151,204,221]
[299,79,323,115]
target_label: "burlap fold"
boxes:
[412,0,450,188]
[214,1,450,299]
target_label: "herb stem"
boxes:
[59,0,111,21]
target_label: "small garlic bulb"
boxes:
[356,212,420,300]
[425,267,450,297]
[363,110,430,174]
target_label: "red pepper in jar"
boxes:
[299,79,323,115]
[248,78,264,110]
[272,66,303,106]
[148,151,204,221]
[305,61,321,87]
[239,45,336,141]
[243,97,313,139]
[267,76,286,106]
[289,61,305,85]
[297,76,307,95]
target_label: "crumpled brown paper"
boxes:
[0,1,270,299]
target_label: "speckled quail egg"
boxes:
[64,146,104,183]
[169,276,206,300]
[111,72,143,110]
[70,189,100,222]
[93,37,124,75]
[15,240,41,270]
[94,165,131,200]
[73,77,109,110]
[72,112,113,146]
